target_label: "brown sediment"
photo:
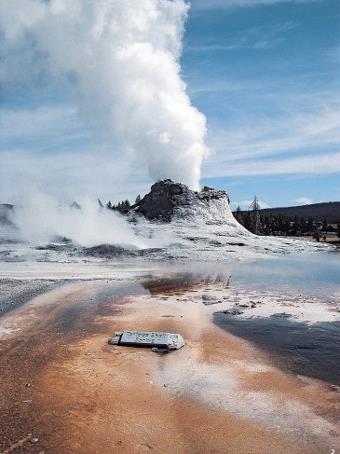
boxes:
[0,281,121,452]
[0,279,339,453]
[141,273,228,296]
[142,276,200,295]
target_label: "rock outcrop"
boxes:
[131,179,231,222]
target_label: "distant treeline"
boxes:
[104,195,141,213]
[233,197,340,238]
[253,201,340,223]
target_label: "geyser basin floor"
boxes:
[0,278,339,453]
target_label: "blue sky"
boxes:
[0,0,339,208]
[186,0,340,208]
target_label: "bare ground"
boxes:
[0,279,339,453]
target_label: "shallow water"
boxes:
[147,252,340,302]
[1,248,339,388]
[214,314,340,386]
[229,252,340,297]
[212,253,340,386]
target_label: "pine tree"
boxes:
[307,217,314,233]
[322,218,328,233]
[249,196,261,234]
[135,194,141,205]
[243,211,251,231]
[234,206,244,225]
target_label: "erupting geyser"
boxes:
[0,0,209,189]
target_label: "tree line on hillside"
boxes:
[234,196,340,239]
[104,195,141,213]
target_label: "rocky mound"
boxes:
[83,244,138,258]
[131,179,231,223]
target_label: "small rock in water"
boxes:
[221,309,244,316]
[202,295,220,306]
[202,300,221,306]
[271,312,293,319]
[327,384,340,393]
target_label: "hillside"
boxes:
[237,202,340,224]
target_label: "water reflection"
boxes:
[214,314,340,386]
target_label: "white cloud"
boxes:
[204,150,340,177]
[203,92,340,178]
[208,97,340,162]
[0,105,87,144]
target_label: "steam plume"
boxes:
[0,0,209,189]
[10,191,171,248]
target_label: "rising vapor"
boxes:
[10,190,169,248]
[0,0,209,189]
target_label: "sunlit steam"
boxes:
[10,191,170,248]
[0,0,209,189]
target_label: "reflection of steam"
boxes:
[0,0,208,189]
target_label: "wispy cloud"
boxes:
[204,94,340,178]
[187,39,279,52]
[204,150,340,177]
[204,93,340,175]
[186,21,299,52]
[203,90,340,179]
[0,147,152,204]
[190,0,322,10]
[0,105,89,149]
